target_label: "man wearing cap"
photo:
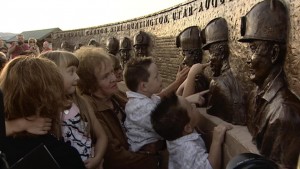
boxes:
[106,37,119,56]
[119,37,132,69]
[133,31,149,57]
[202,17,246,125]
[239,0,300,168]
[176,26,210,98]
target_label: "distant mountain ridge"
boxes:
[0,32,17,41]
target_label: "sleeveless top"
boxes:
[61,103,93,161]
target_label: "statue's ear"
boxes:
[271,44,280,64]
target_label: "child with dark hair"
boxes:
[123,57,189,153]
[151,92,232,169]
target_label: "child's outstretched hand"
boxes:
[188,62,210,77]
[175,65,190,84]
[186,90,210,106]
[212,123,232,145]
[24,116,52,135]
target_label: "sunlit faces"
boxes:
[143,62,163,96]
[178,95,200,129]
[94,61,118,98]
[59,65,79,95]
[246,41,273,86]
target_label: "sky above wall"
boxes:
[2,0,187,33]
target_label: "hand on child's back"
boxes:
[212,123,232,145]
[25,116,52,135]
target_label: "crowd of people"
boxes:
[0,32,234,169]
[1,0,299,166]
[0,33,285,169]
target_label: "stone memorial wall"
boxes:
[52,0,300,167]
[52,0,300,97]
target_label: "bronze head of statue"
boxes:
[239,1,300,168]
[202,17,229,77]
[106,37,119,55]
[239,0,287,87]
[133,31,149,57]
[176,26,202,67]
[60,41,73,52]
[119,37,132,68]
[88,39,100,47]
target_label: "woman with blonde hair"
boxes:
[0,56,85,169]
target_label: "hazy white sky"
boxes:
[2,0,186,33]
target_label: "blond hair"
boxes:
[40,51,93,135]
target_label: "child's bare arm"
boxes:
[186,90,209,106]
[176,79,186,96]
[158,66,189,98]
[182,63,210,97]
[208,124,232,169]
[84,108,108,169]
[5,116,52,136]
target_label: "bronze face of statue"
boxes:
[208,42,228,77]
[119,37,131,69]
[180,49,202,67]
[203,17,246,125]
[176,26,203,67]
[106,37,119,55]
[176,26,209,95]
[133,31,149,57]
[239,0,300,168]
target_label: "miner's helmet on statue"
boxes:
[88,39,100,47]
[239,0,288,43]
[202,17,228,50]
[176,26,202,50]
[226,153,278,169]
[133,31,149,47]
[119,37,131,50]
[106,37,119,55]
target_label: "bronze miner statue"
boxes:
[106,37,119,55]
[119,37,131,69]
[176,26,210,94]
[239,0,300,168]
[133,31,149,57]
[202,17,246,125]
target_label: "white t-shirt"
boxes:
[167,132,213,169]
[124,91,163,152]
